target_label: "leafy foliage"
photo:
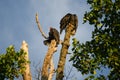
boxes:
[70,0,120,79]
[0,45,27,80]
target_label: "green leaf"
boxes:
[70,0,120,79]
[0,45,28,79]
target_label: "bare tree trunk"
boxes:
[21,40,32,80]
[56,23,75,80]
[41,40,56,80]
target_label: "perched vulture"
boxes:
[60,13,72,34]
[60,13,78,34]
[44,27,60,46]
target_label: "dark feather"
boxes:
[51,28,60,45]
[73,14,78,33]
[60,13,72,34]
[60,13,78,35]
[44,27,60,46]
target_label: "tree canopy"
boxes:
[0,45,27,80]
[70,0,120,79]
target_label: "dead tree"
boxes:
[41,40,56,80]
[56,13,78,80]
[36,13,58,80]
[21,40,32,80]
[48,58,55,80]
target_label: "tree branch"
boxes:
[36,13,48,39]
[41,40,57,80]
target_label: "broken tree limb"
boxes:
[36,13,48,39]
[41,40,57,80]
[21,40,32,80]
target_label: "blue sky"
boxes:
[0,0,94,79]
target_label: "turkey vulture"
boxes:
[71,14,78,34]
[60,13,78,34]
[44,27,60,46]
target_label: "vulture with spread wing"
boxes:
[44,27,60,46]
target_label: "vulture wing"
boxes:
[73,14,78,32]
[60,13,72,34]
[52,28,60,45]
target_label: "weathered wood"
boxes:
[41,40,56,80]
[56,23,75,80]
[35,13,58,80]
[36,13,48,39]
[48,58,55,80]
[21,40,32,80]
